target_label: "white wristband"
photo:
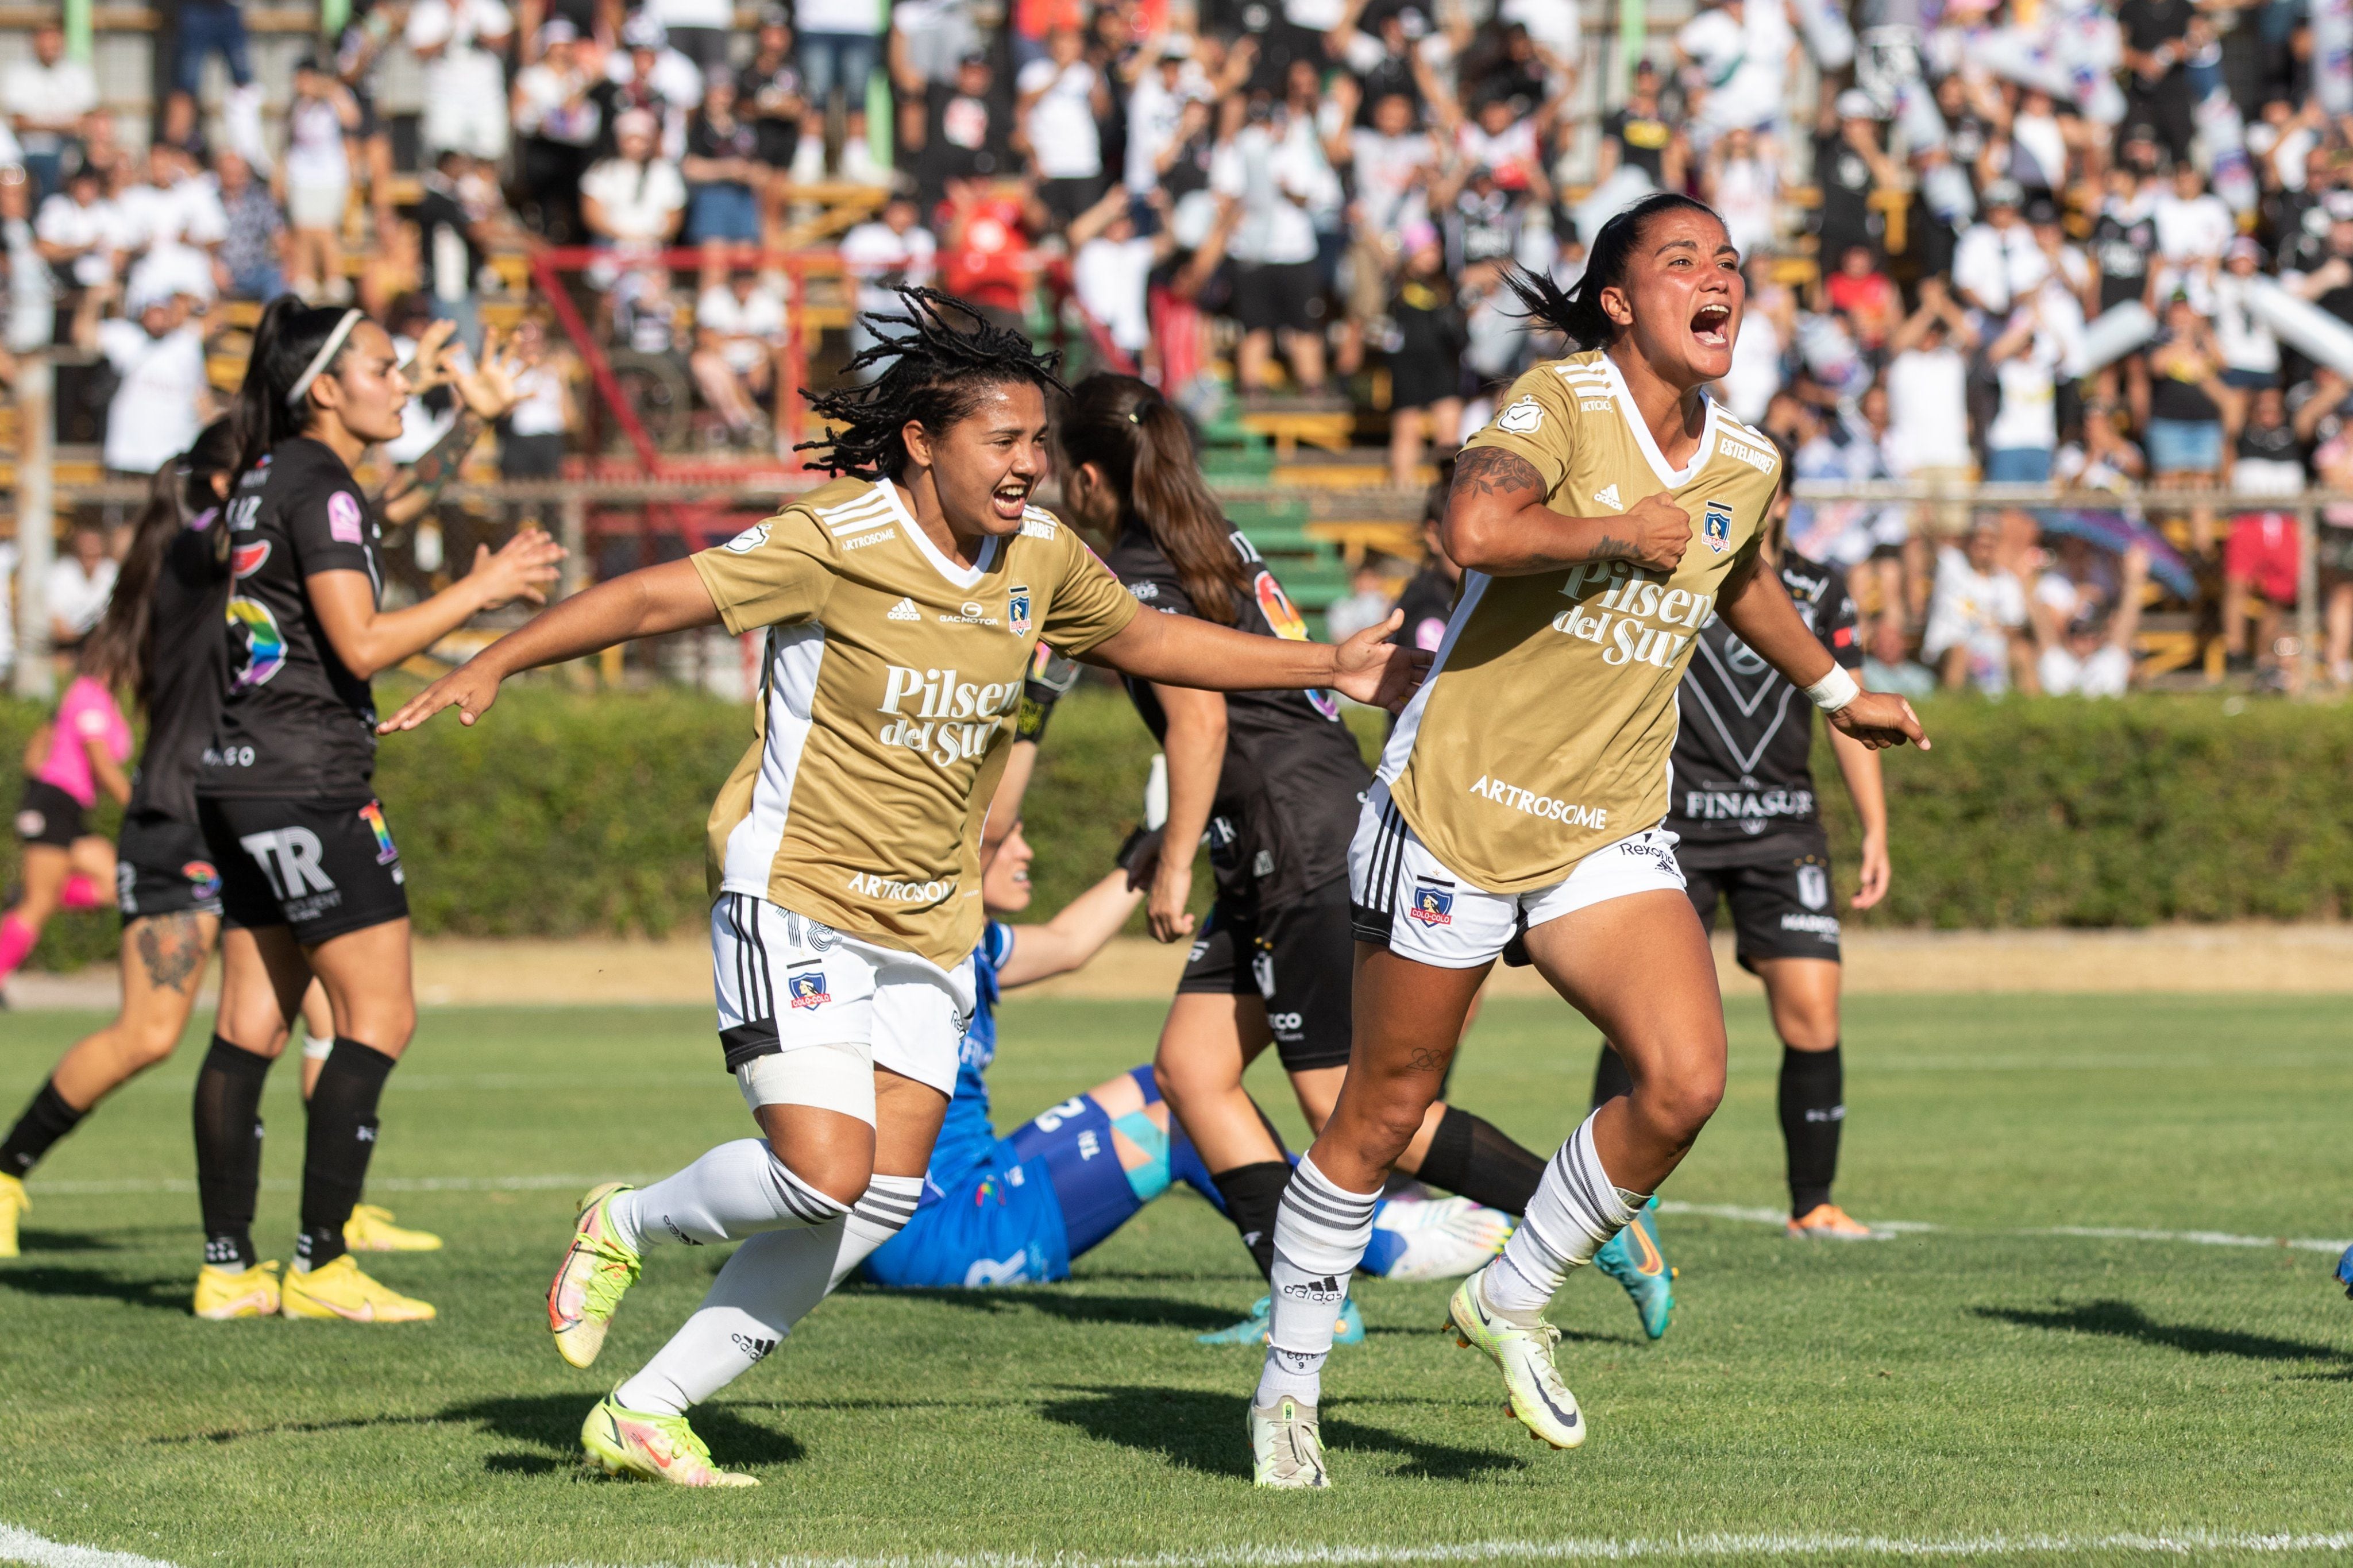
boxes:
[1805,666,1861,712]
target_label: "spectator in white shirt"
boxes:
[1951,180,2047,319]
[1069,185,1178,375]
[838,192,939,376]
[1214,102,1332,396]
[1675,0,1792,153]
[407,0,516,161]
[1982,299,2063,484]
[2151,161,2234,313]
[797,0,889,183]
[44,526,117,655]
[2,165,55,353]
[1020,28,1112,232]
[277,59,361,304]
[1125,38,1214,196]
[81,284,210,478]
[581,110,689,249]
[34,164,119,289]
[1884,283,1981,542]
[2,17,97,201]
[692,271,789,445]
[2212,235,2279,388]
[1922,519,2031,694]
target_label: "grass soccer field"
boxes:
[2,991,2350,1567]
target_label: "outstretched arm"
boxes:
[1717,559,1928,752]
[997,867,1148,988]
[1084,605,1424,711]
[1441,447,1692,577]
[377,558,720,730]
[1827,728,1888,909]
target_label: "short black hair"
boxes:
[800,287,1067,480]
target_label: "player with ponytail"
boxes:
[180,298,558,1323]
[1057,373,1550,1345]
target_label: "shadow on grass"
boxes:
[1977,1300,2353,1365]
[149,1393,804,1470]
[12,1228,129,1253]
[1039,1385,1529,1482]
[0,1265,190,1311]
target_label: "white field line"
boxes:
[14,1529,2353,1568]
[1658,1202,2353,1256]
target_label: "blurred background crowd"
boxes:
[9,0,2353,698]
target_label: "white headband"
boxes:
[286,308,364,407]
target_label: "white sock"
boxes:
[1484,1113,1647,1318]
[612,1173,923,1417]
[608,1138,850,1250]
[1254,1155,1378,1410]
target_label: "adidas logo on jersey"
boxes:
[1593,484,1622,511]
[888,597,920,621]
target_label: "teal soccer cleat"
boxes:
[1197,1293,1366,1346]
[1592,1195,1676,1341]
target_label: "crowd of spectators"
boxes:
[16,0,2353,694]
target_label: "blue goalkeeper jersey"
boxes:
[923,920,1012,1192]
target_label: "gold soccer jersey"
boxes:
[1378,350,1781,894]
[691,476,1139,967]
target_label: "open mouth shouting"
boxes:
[1691,302,1732,350]
[990,477,1033,523]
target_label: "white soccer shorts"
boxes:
[708,892,975,1107]
[1348,781,1687,969]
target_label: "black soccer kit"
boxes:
[1106,522,1370,1072]
[116,503,236,921]
[1668,551,1864,970]
[196,438,407,947]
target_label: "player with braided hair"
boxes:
[381,285,1426,1486]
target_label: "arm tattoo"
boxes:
[134,913,211,994]
[1588,531,1635,561]
[1448,446,1546,503]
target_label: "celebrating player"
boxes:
[1586,447,1893,1338]
[1243,195,1929,1488]
[377,288,1422,1486]
[1057,372,1539,1343]
[186,300,561,1323]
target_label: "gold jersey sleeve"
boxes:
[699,480,1140,969]
[1380,351,1782,894]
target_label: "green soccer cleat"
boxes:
[580,1395,758,1487]
[548,1182,641,1369]
[1445,1264,1585,1450]
[1249,1395,1329,1489]
[1197,1293,1365,1346]
[1592,1195,1676,1341]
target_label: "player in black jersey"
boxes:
[1587,442,1892,1337]
[183,298,561,1322]
[1056,373,1552,1343]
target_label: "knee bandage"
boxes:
[736,1040,877,1126]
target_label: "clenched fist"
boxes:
[1613,491,1692,574]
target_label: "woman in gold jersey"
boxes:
[380,289,1422,1487]
[1245,195,1931,1489]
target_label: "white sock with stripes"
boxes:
[613,1174,923,1416]
[1254,1155,1379,1410]
[608,1138,851,1250]
[1483,1113,1646,1319]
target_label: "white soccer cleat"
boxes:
[1249,1396,1330,1489]
[1372,1195,1515,1281]
[1445,1264,1585,1449]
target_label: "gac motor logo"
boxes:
[877,665,1020,767]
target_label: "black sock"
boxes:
[1779,1043,1845,1217]
[193,1037,272,1268]
[1412,1106,1546,1215]
[1591,1044,1634,1111]
[1210,1160,1291,1281]
[298,1038,398,1270]
[1,1078,86,1179]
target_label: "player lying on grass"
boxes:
[379,287,1424,1486]
[1243,195,1928,1488]
[859,812,1510,1298]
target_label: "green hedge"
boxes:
[4,686,2348,972]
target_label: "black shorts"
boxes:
[115,812,225,921]
[198,795,408,946]
[1037,174,1108,233]
[15,777,87,848]
[1233,260,1325,337]
[1175,875,1352,1072]
[1683,831,1842,970]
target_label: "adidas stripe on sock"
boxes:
[1484,1111,1646,1318]
[1256,1154,1379,1408]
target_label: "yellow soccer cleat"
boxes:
[344,1203,444,1252]
[194,1259,283,1319]
[1445,1264,1585,1450]
[0,1172,26,1258]
[280,1254,436,1322]
[1787,1203,1876,1241]
[1249,1396,1330,1489]
[580,1396,759,1487]
[549,1182,642,1369]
